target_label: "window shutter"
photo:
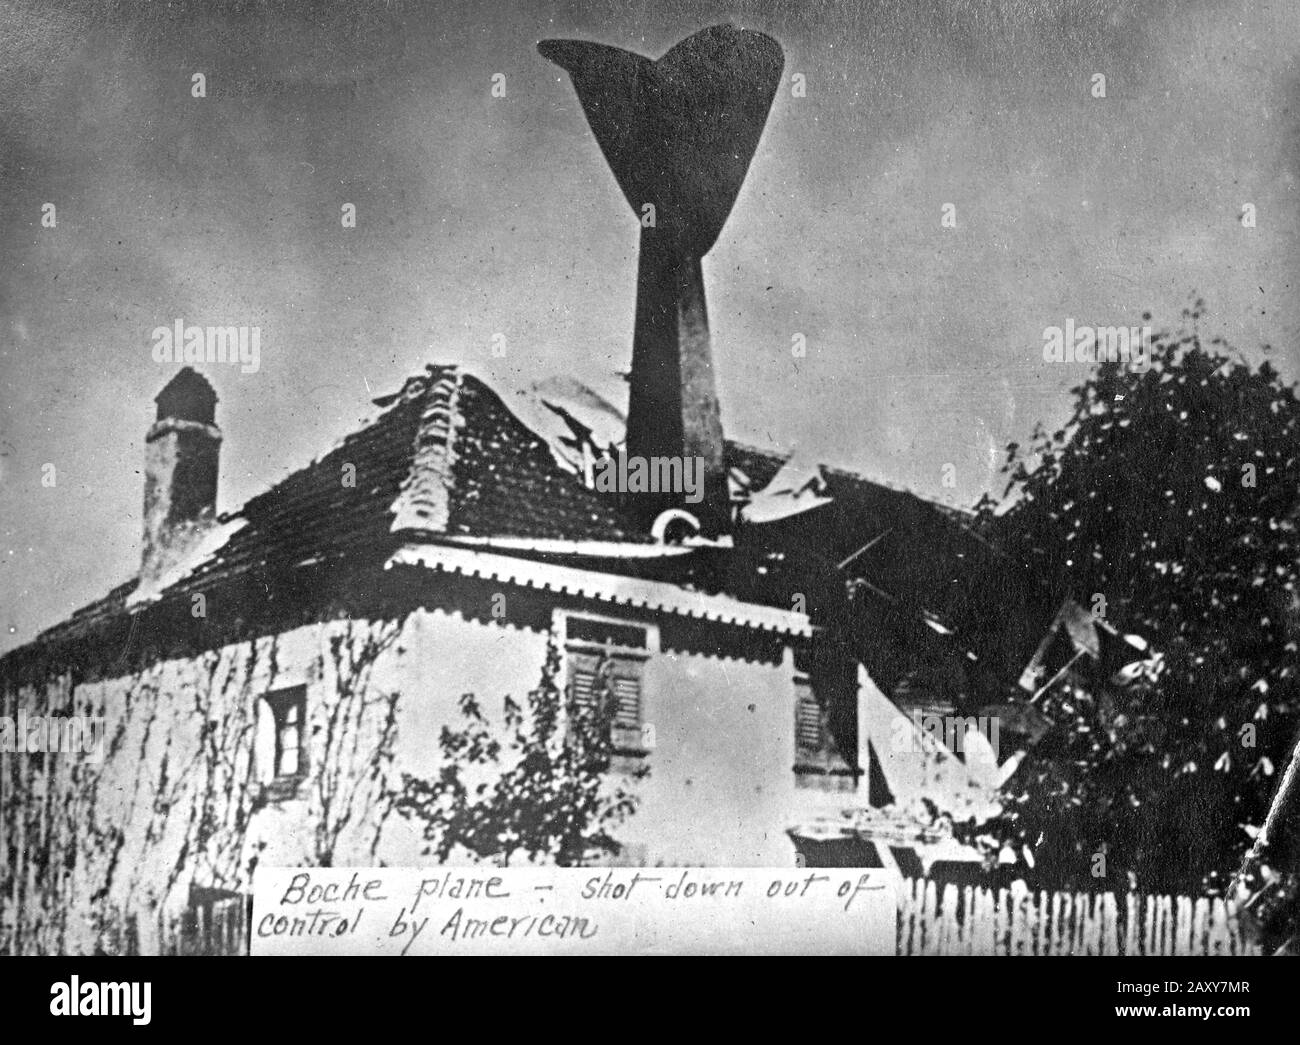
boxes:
[571,668,599,711]
[570,661,640,728]
[561,619,650,758]
[569,650,601,712]
[795,678,823,754]
[610,675,641,728]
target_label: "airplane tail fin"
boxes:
[539,25,783,258]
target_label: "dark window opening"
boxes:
[565,616,648,650]
[263,686,307,785]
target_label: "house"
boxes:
[0,347,1054,953]
[0,22,1060,954]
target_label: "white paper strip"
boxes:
[252,866,898,956]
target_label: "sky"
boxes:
[1,0,1298,653]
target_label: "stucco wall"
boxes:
[2,616,406,953]
[624,644,831,865]
[369,604,840,867]
[3,596,849,953]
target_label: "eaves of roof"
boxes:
[386,541,814,638]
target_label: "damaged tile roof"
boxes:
[727,442,1030,641]
[2,364,1036,681]
[0,366,660,674]
[177,365,651,599]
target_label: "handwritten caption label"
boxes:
[252,866,898,955]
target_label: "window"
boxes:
[561,613,651,761]
[569,651,643,731]
[258,686,307,796]
[793,652,857,792]
[794,674,825,758]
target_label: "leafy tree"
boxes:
[976,303,1300,894]
[392,639,645,866]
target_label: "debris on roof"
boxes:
[1,364,1049,696]
[506,374,627,477]
[739,448,833,525]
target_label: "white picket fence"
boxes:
[896,878,1259,955]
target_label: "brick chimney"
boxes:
[141,367,220,585]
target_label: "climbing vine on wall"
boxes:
[2,614,410,954]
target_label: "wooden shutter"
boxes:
[610,674,641,729]
[570,656,600,712]
[563,617,651,759]
[567,650,643,737]
[794,676,824,755]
